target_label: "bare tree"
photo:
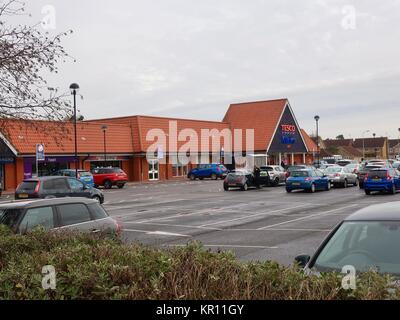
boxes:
[0,0,73,131]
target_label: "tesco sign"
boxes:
[281,124,296,133]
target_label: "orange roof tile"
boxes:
[223,99,288,151]
[0,119,133,155]
[300,129,318,152]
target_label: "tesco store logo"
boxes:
[281,124,296,133]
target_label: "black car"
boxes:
[223,169,270,191]
[295,202,400,277]
[15,176,104,204]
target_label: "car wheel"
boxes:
[343,179,348,188]
[310,183,316,193]
[273,178,280,186]
[211,173,217,180]
[353,179,359,187]
[390,184,396,195]
[189,174,196,181]
[286,188,292,193]
[325,182,331,191]
[104,180,113,189]
[117,184,125,189]
[92,195,101,203]
[365,189,371,195]
[223,184,229,191]
[241,183,248,191]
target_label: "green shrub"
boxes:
[0,225,398,300]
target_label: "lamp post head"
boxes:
[314,115,320,122]
[69,83,80,95]
[101,125,108,132]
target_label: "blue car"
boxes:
[53,169,95,187]
[286,169,330,193]
[364,168,400,195]
[188,163,228,180]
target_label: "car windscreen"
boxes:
[290,171,309,177]
[17,181,38,191]
[0,208,23,228]
[369,170,388,178]
[313,221,400,276]
[110,168,124,173]
[325,167,342,173]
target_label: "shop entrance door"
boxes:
[148,160,159,181]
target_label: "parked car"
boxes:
[91,167,128,189]
[294,202,400,277]
[53,169,94,187]
[366,159,393,167]
[188,163,228,180]
[364,168,400,195]
[285,169,330,193]
[323,166,358,188]
[260,165,286,186]
[285,165,313,178]
[312,160,328,169]
[15,176,104,203]
[223,169,270,191]
[0,198,119,235]
[393,161,400,170]
[344,163,361,174]
[358,164,386,189]
[336,159,357,167]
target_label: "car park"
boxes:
[223,169,270,191]
[14,176,104,203]
[188,163,228,180]
[294,202,400,277]
[0,198,119,235]
[260,165,286,186]
[53,169,94,187]
[285,169,330,193]
[323,166,358,188]
[364,168,400,195]
[91,167,128,189]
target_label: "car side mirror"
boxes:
[294,255,311,268]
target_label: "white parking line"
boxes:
[225,228,332,232]
[105,198,186,212]
[198,204,312,228]
[257,204,358,230]
[167,244,279,249]
[123,221,223,231]
[122,228,190,237]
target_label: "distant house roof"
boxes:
[338,145,363,158]
[389,139,400,148]
[353,137,387,148]
[323,139,353,148]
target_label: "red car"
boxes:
[91,167,128,189]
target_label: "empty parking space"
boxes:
[101,180,400,265]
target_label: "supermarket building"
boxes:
[0,98,317,191]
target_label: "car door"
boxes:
[314,170,324,189]
[41,178,70,198]
[392,169,400,189]
[68,178,90,199]
[56,203,98,232]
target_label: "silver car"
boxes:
[324,166,358,188]
[260,165,286,186]
[0,198,120,235]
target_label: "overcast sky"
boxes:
[14,0,400,139]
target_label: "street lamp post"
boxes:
[70,83,80,178]
[314,115,320,167]
[101,125,108,166]
[362,130,370,160]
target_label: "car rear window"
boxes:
[325,167,342,173]
[79,171,92,177]
[112,168,124,173]
[17,181,38,191]
[89,204,109,220]
[369,170,388,178]
[0,208,23,229]
[291,171,310,177]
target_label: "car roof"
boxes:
[23,176,69,182]
[345,202,400,221]
[0,197,98,210]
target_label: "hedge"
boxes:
[0,225,398,300]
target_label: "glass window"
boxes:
[89,204,108,220]
[314,221,400,275]
[0,208,24,229]
[57,204,91,226]
[42,178,69,190]
[291,171,309,177]
[68,178,84,191]
[19,207,54,232]
[17,181,38,191]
